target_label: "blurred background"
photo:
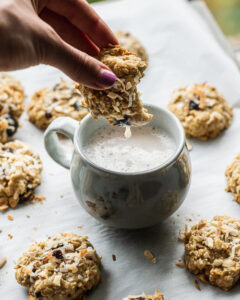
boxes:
[88,0,240,42]
[204,0,240,36]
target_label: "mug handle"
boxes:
[44,117,79,169]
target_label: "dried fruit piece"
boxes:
[189,100,199,110]
[144,250,157,264]
[52,249,63,259]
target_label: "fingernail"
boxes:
[100,69,116,87]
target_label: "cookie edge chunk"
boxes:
[225,153,240,203]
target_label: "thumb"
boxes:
[38,26,116,89]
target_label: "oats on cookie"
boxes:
[0,73,25,142]
[0,140,42,208]
[225,153,240,203]
[28,80,88,129]
[79,45,152,127]
[123,290,166,300]
[15,233,101,300]
[185,215,240,291]
[168,84,232,140]
[115,30,148,61]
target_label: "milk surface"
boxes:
[84,126,176,173]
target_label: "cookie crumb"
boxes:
[0,205,8,212]
[0,257,7,269]
[26,214,30,218]
[112,254,116,261]
[178,230,185,242]
[186,140,192,151]
[33,227,38,231]
[198,274,208,283]
[32,194,45,204]
[7,215,14,221]
[176,262,185,268]
[8,233,13,239]
[60,195,64,198]
[194,279,201,291]
[144,250,157,264]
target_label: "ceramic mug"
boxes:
[44,104,191,229]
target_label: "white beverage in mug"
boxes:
[84,126,176,173]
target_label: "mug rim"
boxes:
[74,104,186,176]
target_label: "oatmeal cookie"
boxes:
[168,84,232,140]
[0,140,42,208]
[0,73,25,142]
[123,290,166,300]
[15,233,101,300]
[79,45,152,127]
[115,30,148,61]
[28,80,88,129]
[225,153,240,203]
[185,215,240,290]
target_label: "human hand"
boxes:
[0,0,118,89]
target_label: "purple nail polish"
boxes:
[100,70,116,87]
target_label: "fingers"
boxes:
[37,24,116,89]
[46,0,118,48]
[40,8,99,56]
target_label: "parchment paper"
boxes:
[1,0,240,299]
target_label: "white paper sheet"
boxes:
[1,0,240,299]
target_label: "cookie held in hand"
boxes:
[79,45,152,127]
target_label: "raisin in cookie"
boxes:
[15,233,101,300]
[28,80,88,129]
[0,140,42,208]
[185,215,240,291]
[0,73,25,142]
[225,153,240,203]
[168,84,232,140]
[79,45,152,127]
[123,290,166,300]
[115,30,148,61]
